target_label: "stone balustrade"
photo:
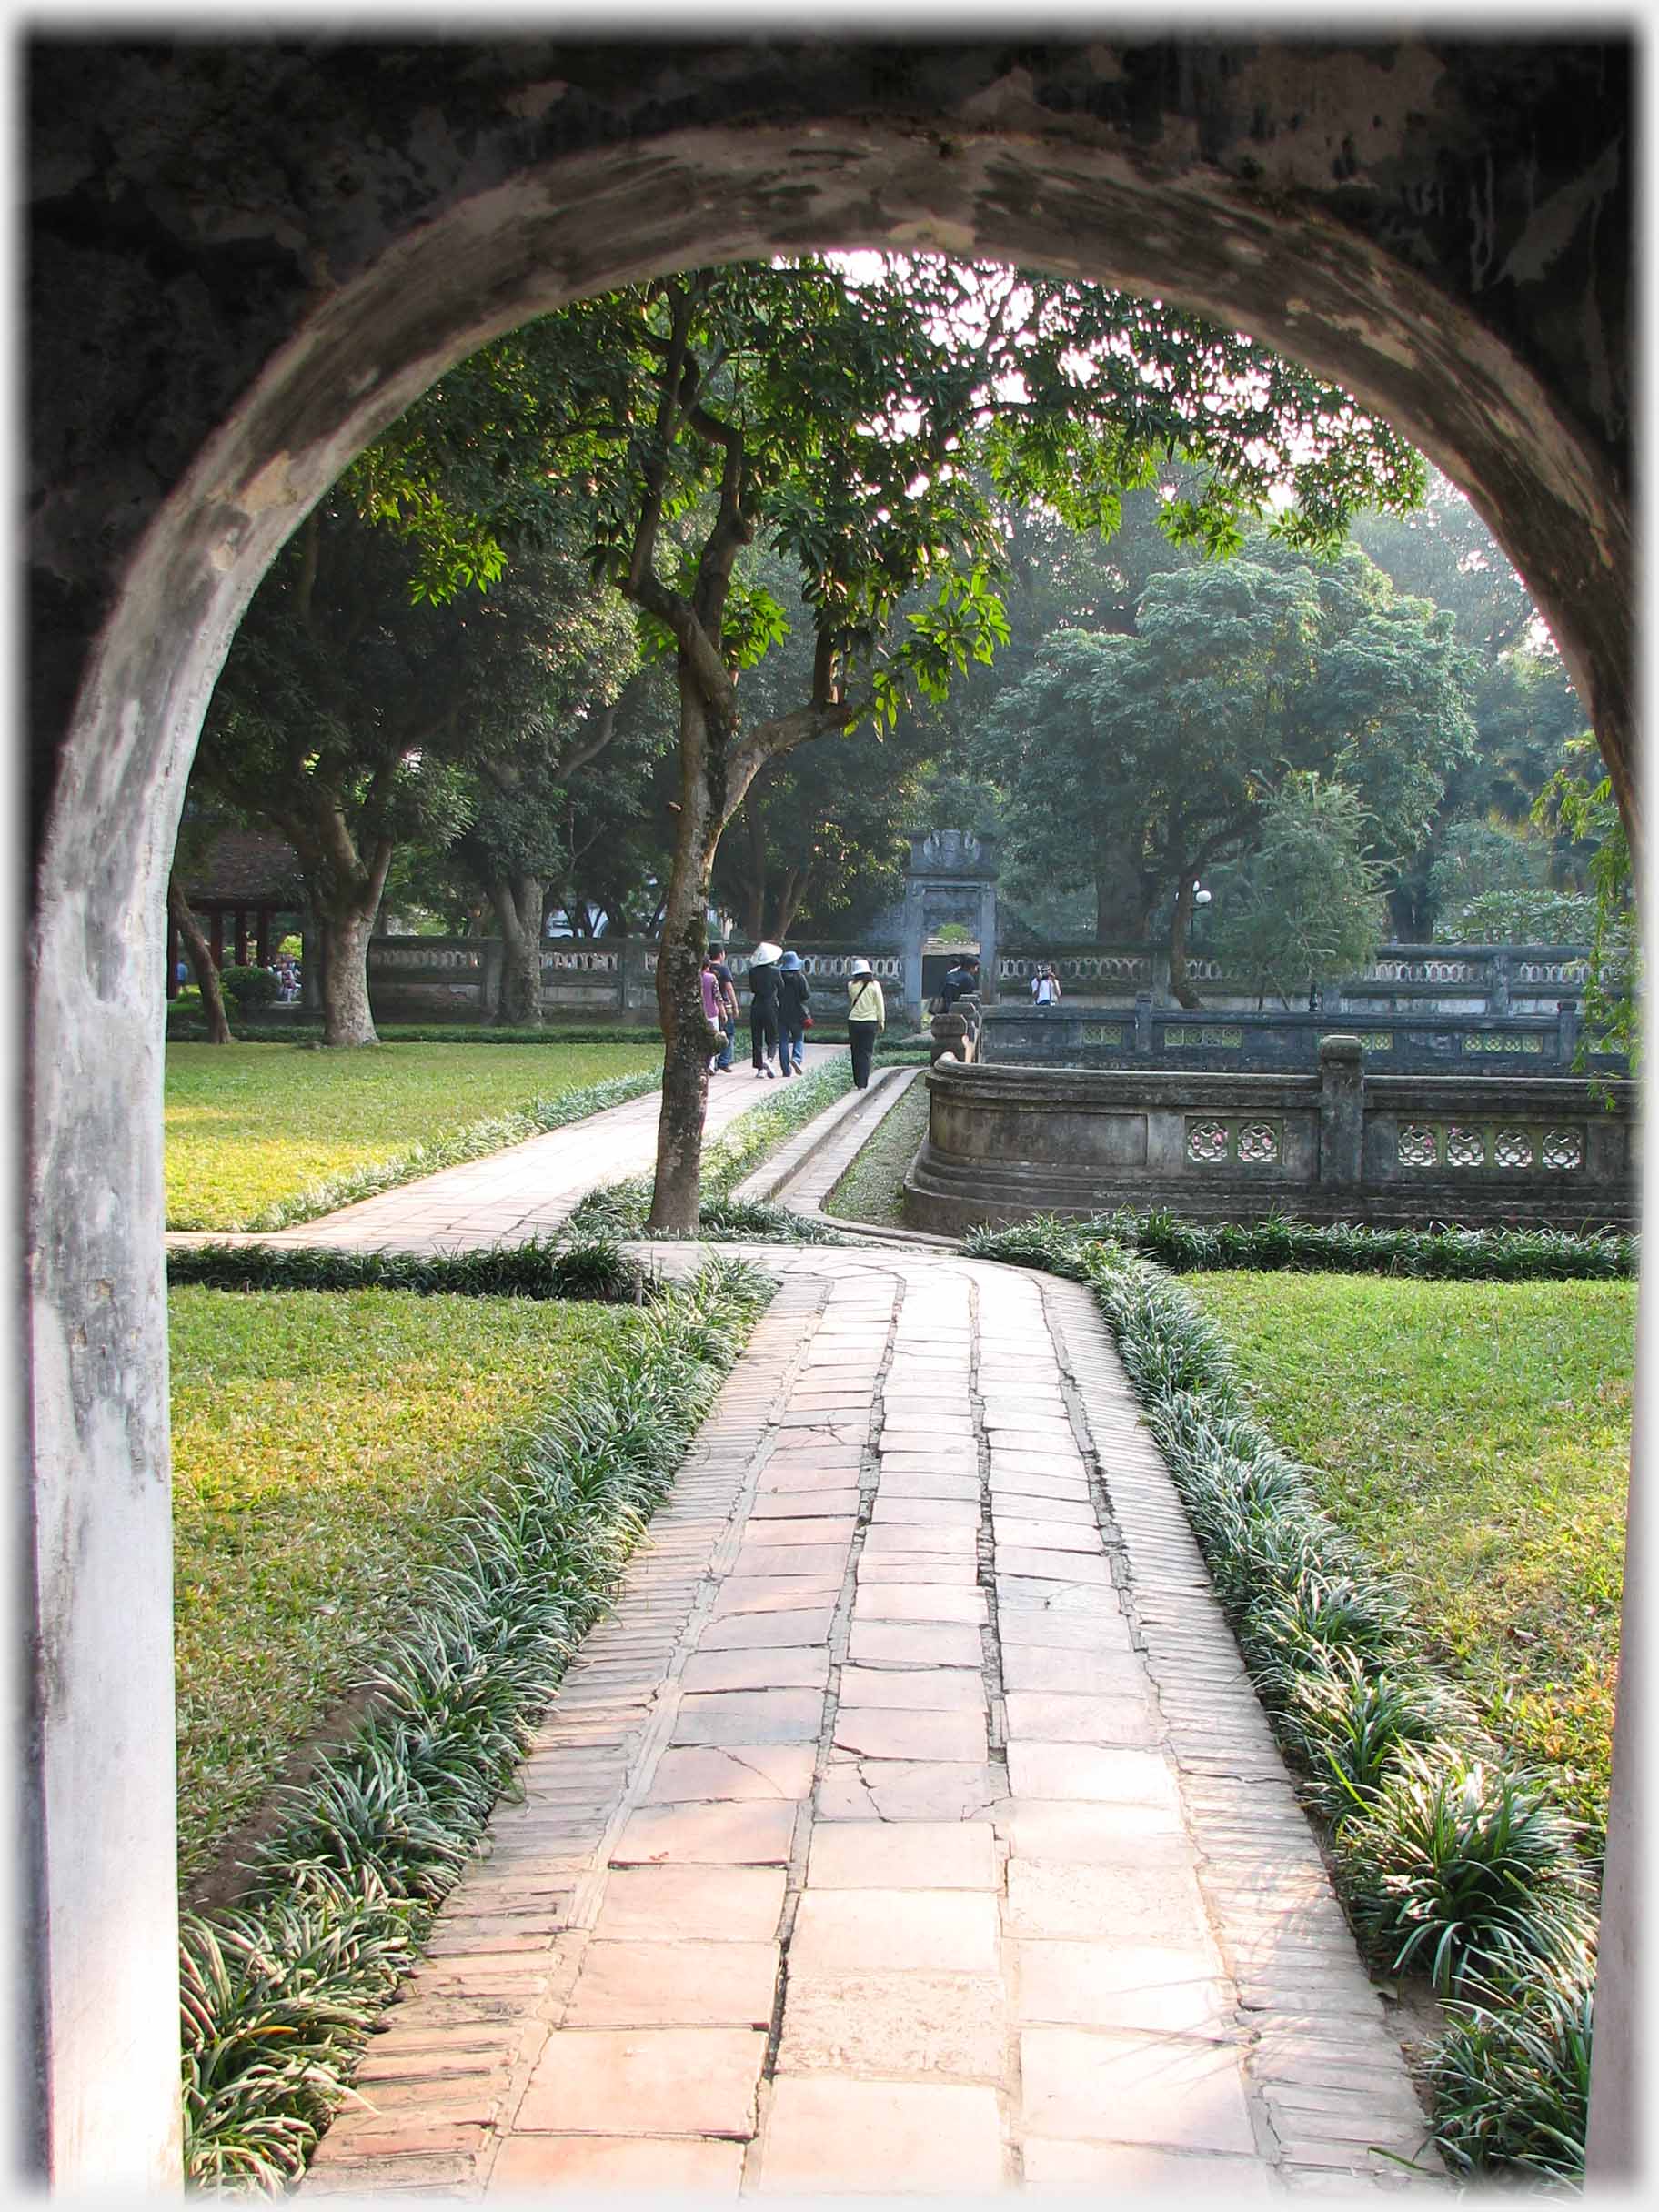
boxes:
[902,1039,1638,1234]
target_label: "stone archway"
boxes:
[25,37,1635,2188]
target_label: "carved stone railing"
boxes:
[903,1044,1637,1235]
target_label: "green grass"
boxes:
[1179,1272,1635,1843]
[170,1285,652,1885]
[824,1075,930,1225]
[166,1041,660,1231]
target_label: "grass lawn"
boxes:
[824,1075,930,1226]
[1181,1272,1636,1845]
[166,1040,660,1230]
[170,1285,654,1886]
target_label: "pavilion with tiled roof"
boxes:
[170,830,307,993]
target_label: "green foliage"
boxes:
[989,545,1474,961]
[1428,1959,1594,2185]
[218,964,282,1010]
[180,1865,419,2191]
[167,1232,651,1306]
[1210,771,1389,1002]
[177,1261,769,2187]
[1425,818,1594,945]
[1533,734,1641,1072]
[964,1207,1637,1282]
[1335,1749,1594,1994]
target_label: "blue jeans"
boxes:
[716,1014,735,1069]
[781,1022,805,1073]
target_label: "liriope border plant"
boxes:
[995,1204,1637,1282]
[964,1212,1600,2185]
[178,1258,769,2191]
[168,1231,653,1305]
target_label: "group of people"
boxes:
[699,941,888,1090]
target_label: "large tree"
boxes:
[351,256,1426,1222]
[196,491,640,1040]
[989,545,1476,1000]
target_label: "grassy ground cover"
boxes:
[166,1041,660,1231]
[1179,1272,1636,1845]
[824,1075,930,1226]
[170,1284,653,1886]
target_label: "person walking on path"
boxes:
[699,952,729,1074]
[708,942,739,1071]
[747,940,783,1077]
[776,950,811,1077]
[845,958,885,1089]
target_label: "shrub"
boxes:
[1267,1648,1462,1824]
[219,964,283,1009]
[965,1207,1637,1283]
[168,1233,653,1305]
[1428,1959,1594,2185]
[1335,1746,1594,1995]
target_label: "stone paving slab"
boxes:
[254,1090,1443,2199]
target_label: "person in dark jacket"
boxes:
[746,941,782,1076]
[940,954,980,1010]
[776,950,811,1075]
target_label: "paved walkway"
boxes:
[211,1065,1442,2195]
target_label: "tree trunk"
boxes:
[491,873,544,1027]
[1168,874,1203,1009]
[648,688,724,1232]
[739,799,768,941]
[317,904,382,1045]
[167,875,233,1044]
[1092,833,1146,941]
[772,865,811,942]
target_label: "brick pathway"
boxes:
[301,1226,1443,2197]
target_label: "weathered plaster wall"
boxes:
[22,34,1637,2189]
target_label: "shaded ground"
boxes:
[822,1079,930,1228]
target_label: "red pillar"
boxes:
[256,909,271,967]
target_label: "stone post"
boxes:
[1490,947,1512,1015]
[1150,950,1171,1004]
[979,883,999,1004]
[478,937,504,1021]
[1557,998,1581,1066]
[1134,990,1153,1056]
[1317,1034,1365,1188]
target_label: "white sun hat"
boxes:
[749,941,783,966]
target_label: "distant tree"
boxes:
[1352,470,1590,934]
[1211,773,1388,1006]
[1533,736,1641,1071]
[1424,819,1595,944]
[990,548,1473,1001]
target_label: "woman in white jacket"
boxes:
[845,959,885,1089]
